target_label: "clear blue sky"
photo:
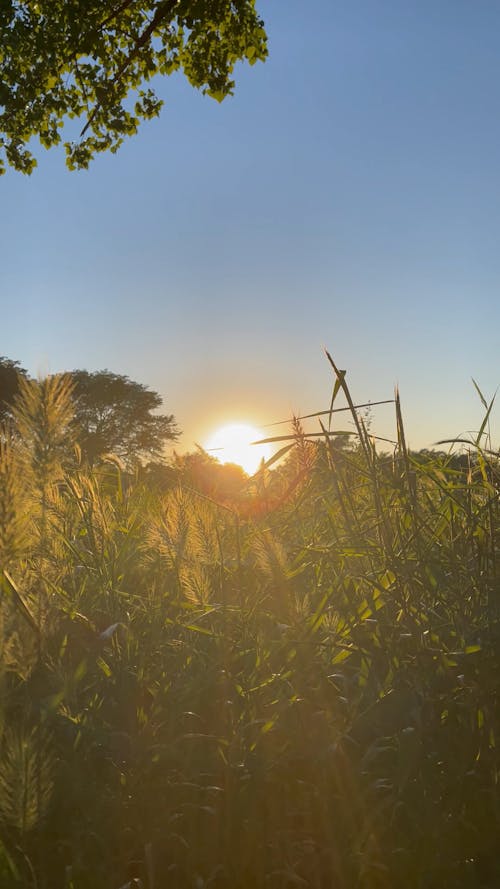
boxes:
[2,0,499,452]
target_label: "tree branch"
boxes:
[79,0,179,138]
[97,0,138,33]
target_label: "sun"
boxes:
[204,423,272,475]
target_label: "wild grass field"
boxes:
[1,360,499,889]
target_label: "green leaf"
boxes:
[332,647,353,664]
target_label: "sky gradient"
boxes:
[2,0,500,455]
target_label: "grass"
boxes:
[0,362,499,888]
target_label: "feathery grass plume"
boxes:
[65,464,142,581]
[0,424,29,568]
[13,374,76,490]
[252,530,291,618]
[252,529,289,581]
[0,726,55,836]
[8,372,79,889]
[1,623,37,682]
[290,415,317,475]
[145,486,192,573]
[179,564,213,605]
[10,376,76,650]
[144,485,236,607]
[189,499,220,566]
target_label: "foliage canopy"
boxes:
[0,0,267,174]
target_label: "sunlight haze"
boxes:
[204,423,272,475]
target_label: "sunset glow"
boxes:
[205,423,272,475]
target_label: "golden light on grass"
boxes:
[205,423,272,475]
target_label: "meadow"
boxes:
[0,359,499,889]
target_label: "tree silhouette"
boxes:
[0,358,28,423]
[71,369,179,466]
